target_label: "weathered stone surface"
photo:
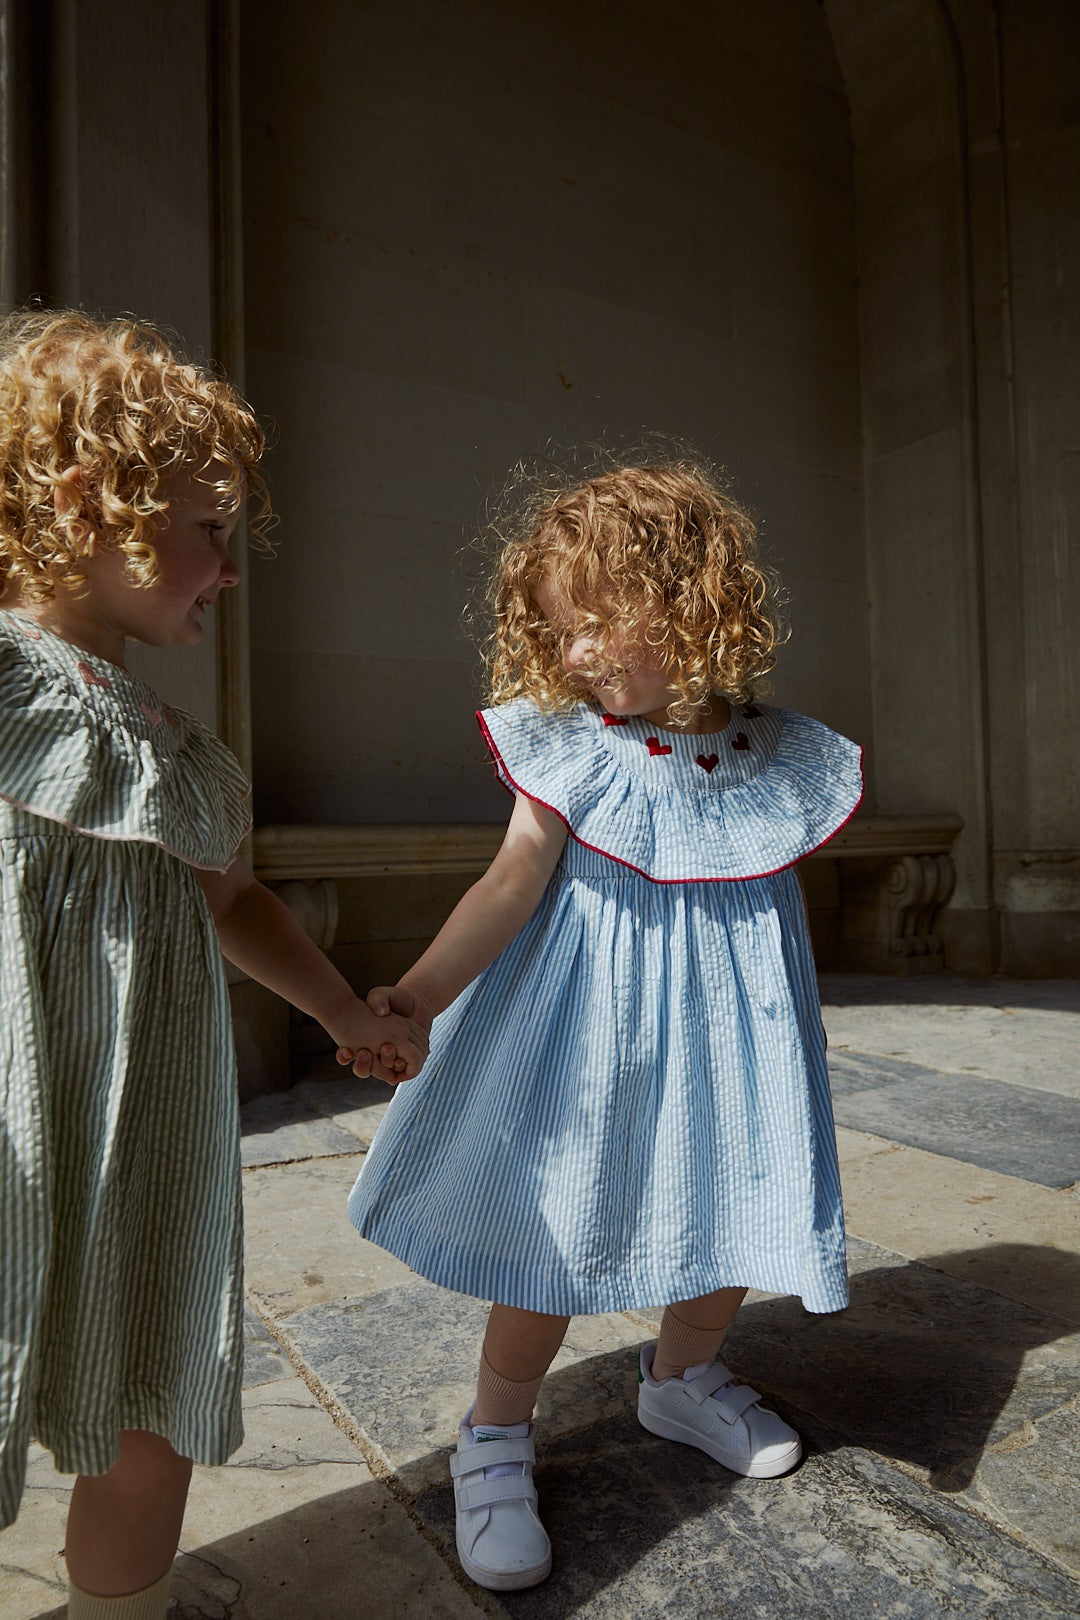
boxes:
[972,1401,1080,1579]
[413,1413,1080,1618]
[175,1376,483,1619]
[836,1127,1080,1326]
[243,1304,293,1388]
[828,1053,1080,1187]
[292,1072,392,1148]
[240,1091,363,1167]
[242,1155,414,1317]
[821,974,1080,1100]
[720,1237,1080,1504]
[0,1447,69,1618]
[278,1280,650,1493]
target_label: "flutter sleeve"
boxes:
[0,613,250,871]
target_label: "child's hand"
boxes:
[331,997,428,1085]
[366,983,436,1035]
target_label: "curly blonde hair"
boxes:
[0,307,272,603]
[482,452,785,728]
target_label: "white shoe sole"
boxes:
[637,1405,802,1478]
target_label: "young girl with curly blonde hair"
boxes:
[345,455,863,1592]
[0,309,426,1618]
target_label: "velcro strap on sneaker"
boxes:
[686,1362,761,1417]
[709,1383,762,1425]
[456,1474,539,1511]
[450,1436,536,1478]
[685,1361,738,1402]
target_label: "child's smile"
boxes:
[16,460,242,666]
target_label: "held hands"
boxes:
[335,984,436,1085]
[331,990,431,1085]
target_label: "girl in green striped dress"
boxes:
[0,310,427,1620]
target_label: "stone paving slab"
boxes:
[277,1280,651,1495]
[241,1303,294,1387]
[828,1054,1080,1187]
[413,1413,1080,1618]
[719,1237,1080,1544]
[820,975,1080,1100]
[291,1072,391,1148]
[242,1155,414,1316]
[175,1378,482,1620]
[973,1401,1080,1578]
[240,1092,363,1168]
[836,1127,1080,1326]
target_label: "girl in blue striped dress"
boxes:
[346,457,863,1592]
[0,309,426,1619]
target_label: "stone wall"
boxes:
[240,0,870,824]
[826,0,1080,974]
[4,0,1076,976]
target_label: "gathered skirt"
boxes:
[0,806,244,1527]
[348,842,847,1318]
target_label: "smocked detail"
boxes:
[478,697,862,883]
[0,611,250,870]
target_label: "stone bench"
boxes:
[251,812,964,975]
[230,816,963,1094]
[802,814,963,974]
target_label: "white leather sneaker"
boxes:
[637,1342,802,1477]
[450,1408,552,1590]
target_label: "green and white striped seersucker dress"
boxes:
[0,609,251,1527]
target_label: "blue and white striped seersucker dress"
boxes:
[347,697,863,1317]
[0,610,251,1528]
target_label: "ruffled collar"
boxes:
[478,697,863,883]
[0,610,250,870]
[581,700,787,790]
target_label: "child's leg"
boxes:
[453,1305,569,1592]
[639,1288,801,1478]
[651,1286,747,1381]
[473,1304,571,1425]
[65,1429,191,1612]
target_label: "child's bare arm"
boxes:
[345,795,567,1076]
[198,860,428,1081]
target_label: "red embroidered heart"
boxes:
[731,732,750,750]
[696,752,719,773]
[646,736,672,756]
[140,702,163,727]
[77,662,112,689]
[602,714,629,726]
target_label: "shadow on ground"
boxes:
[729,1240,1080,1492]
[818,974,1080,1015]
[135,1242,1080,1619]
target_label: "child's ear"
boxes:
[52,466,83,516]
[53,467,97,554]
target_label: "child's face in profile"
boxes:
[533,574,676,726]
[75,459,242,662]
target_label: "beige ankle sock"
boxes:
[652,1306,728,1382]
[67,1569,171,1619]
[473,1350,546,1426]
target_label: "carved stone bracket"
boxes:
[887,853,956,957]
[839,850,958,974]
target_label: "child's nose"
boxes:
[219,553,241,588]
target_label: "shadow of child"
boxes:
[725,1239,1080,1493]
